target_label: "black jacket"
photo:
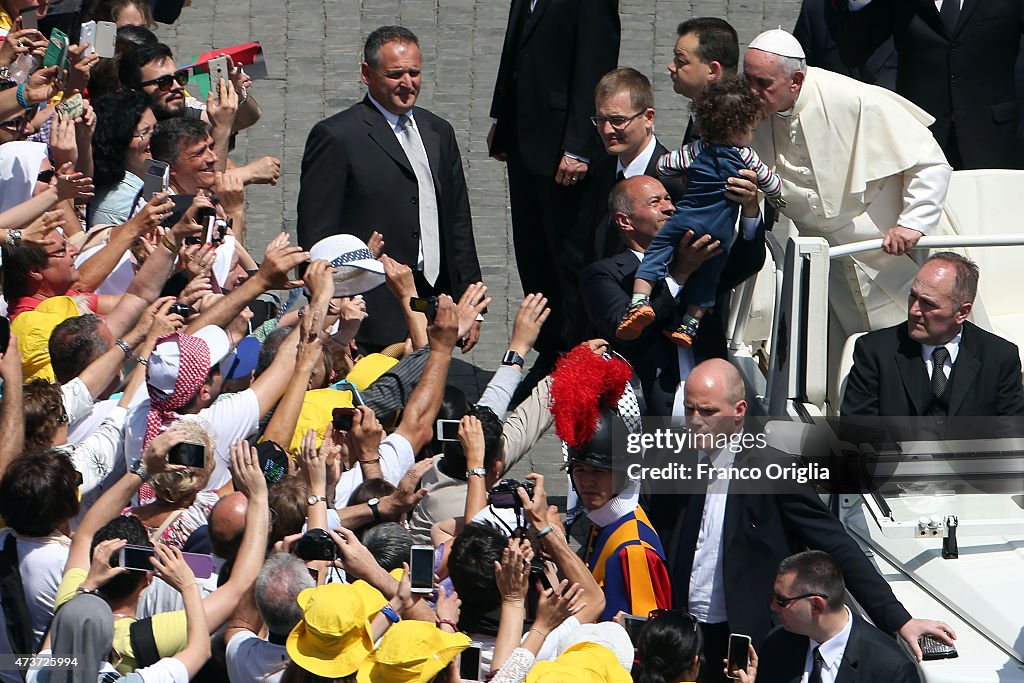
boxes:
[296,97,481,347]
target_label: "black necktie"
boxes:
[615,170,626,182]
[932,346,950,399]
[808,647,824,683]
[940,0,960,35]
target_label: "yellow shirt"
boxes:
[55,568,189,674]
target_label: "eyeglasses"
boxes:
[132,127,155,140]
[648,609,699,631]
[772,592,829,608]
[590,110,646,131]
[139,69,190,92]
[37,169,55,183]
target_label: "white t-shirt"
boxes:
[124,387,261,489]
[225,630,288,683]
[332,433,415,506]
[0,531,71,683]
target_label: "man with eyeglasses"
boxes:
[757,551,923,683]
[487,0,620,380]
[642,359,955,682]
[297,25,482,353]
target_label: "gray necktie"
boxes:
[932,346,950,398]
[397,113,440,285]
[808,647,823,683]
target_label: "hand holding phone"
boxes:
[207,55,230,103]
[332,407,357,432]
[436,419,461,442]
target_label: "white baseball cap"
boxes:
[147,326,231,397]
[308,234,386,297]
[557,622,635,673]
[749,28,806,59]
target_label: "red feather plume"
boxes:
[549,346,632,449]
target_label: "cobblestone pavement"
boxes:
[157,0,800,494]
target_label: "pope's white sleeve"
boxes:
[898,161,952,234]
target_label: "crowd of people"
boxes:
[1,0,1020,681]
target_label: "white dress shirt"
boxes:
[803,607,854,683]
[617,134,659,178]
[921,331,961,381]
[688,445,733,623]
[367,94,432,273]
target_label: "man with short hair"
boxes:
[842,252,1024,417]
[643,358,954,683]
[580,176,763,416]
[744,28,953,341]
[668,18,740,143]
[297,25,482,351]
[757,551,921,683]
[224,553,315,683]
[150,118,218,194]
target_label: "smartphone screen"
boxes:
[436,419,461,442]
[409,545,434,593]
[332,407,356,432]
[0,316,10,352]
[622,615,649,646]
[119,545,156,571]
[167,442,205,468]
[727,633,751,679]
[459,643,482,681]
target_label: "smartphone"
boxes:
[94,21,116,59]
[56,93,83,120]
[0,316,9,352]
[409,296,438,323]
[168,303,196,317]
[919,635,958,661]
[207,55,230,103]
[726,633,751,679]
[622,614,649,646]
[79,21,95,56]
[143,159,170,199]
[436,419,461,442]
[409,545,434,594]
[19,6,38,30]
[43,27,68,69]
[459,642,482,682]
[332,407,356,432]
[167,442,205,468]
[116,545,215,579]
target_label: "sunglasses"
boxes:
[139,69,190,92]
[772,592,829,608]
[37,169,55,183]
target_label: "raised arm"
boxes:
[392,296,460,453]
[151,544,212,677]
[0,335,25,477]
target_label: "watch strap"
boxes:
[368,497,382,522]
[466,468,487,478]
[501,349,525,368]
[380,603,400,624]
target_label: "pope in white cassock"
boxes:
[743,29,953,343]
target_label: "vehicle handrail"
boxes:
[829,234,1024,259]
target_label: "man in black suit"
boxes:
[580,176,764,417]
[488,0,620,362]
[642,359,953,683]
[793,0,898,90]
[757,551,924,683]
[585,68,685,264]
[296,26,482,350]
[838,0,1024,169]
[842,252,1024,418]
[667,18,741,146]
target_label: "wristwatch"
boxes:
[307,495,327,506]
[380,603,400,624]
[130,459,150,483]
[501,349,525,368]
[367,497,382,522]
[4,229,21,247]
[466,468,487,478]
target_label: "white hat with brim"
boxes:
[309,234,386,297]
[147,326,232,397]
[749,29,806,59]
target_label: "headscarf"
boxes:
[0,141,49,213]
[35,593,114,683]
[143,332,212,451]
